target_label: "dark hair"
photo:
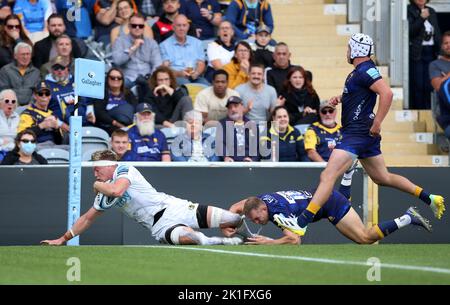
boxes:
[47,13,65,25]
[212,69,229,81]
[249,63,265,73]
[232,41,253,64]
[107,67,125,93]
[149,65,177,89]
[443,31,450,39]
[1,14,32,48]
[271,105,288,120]
[243,197,265,217]
[14,129,37,152]
[284,66,317,96]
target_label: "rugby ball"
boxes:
[94,192,118,210]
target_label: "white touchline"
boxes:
[130,245,450,276]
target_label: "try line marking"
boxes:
[129,245,450,275]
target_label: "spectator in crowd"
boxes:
[126,102,171,161]
[0,42,40,106]
[195,69,239,123]
[13,0,52,43]
[110,0,154,45]
[304,101,342,162]
[205,20,235,82]
[143,65,192,128]
[18,81,69,149]
[430,31,450,92]
[260,106,307,162]
[250,24,274,68]
[39,34,75,78]
[281,66,320,126]
[152,0,193,43]
[408,0,441,110]
[225,0,273,41]
[171,110,219,161]
[55,0,96,39]
[218,95,259,162]
[0,0,12,24]
[110,128,139,160]
[94,0,134,46]
[235,63,282,123]
[223,40,252,89]
[1,129,48,165]
[32,14,85,70]
[430,31,450,143]
[266,42,298,95]
[112,12,162,88]
[160,14,209,86]
[95,68,138,134]
[182,0,221,40]
[0,14,33,69]
[135,0,163,20]
[45,56,96,126]
[0,89,20,161]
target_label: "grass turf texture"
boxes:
[1,244,450,284]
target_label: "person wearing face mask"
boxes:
[303,101,342,163]
[1,129,48,165]
[0,89,20,161]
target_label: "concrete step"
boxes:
[273,25,340,36]
[295,56,348,68]
[381,132,430,143]
[384,154,449,166]
[276,36,349,47]
[381,142,439,155]
[274,15,346,25]
[382,121,427,132]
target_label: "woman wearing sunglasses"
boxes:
[0,89,20,161]
[0,14,33,69]
[94,67,138,134]
[1,129,48,165]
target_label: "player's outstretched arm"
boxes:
[40,208,104,246]
[246,229,301,245]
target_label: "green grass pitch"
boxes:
[1,244,450,284]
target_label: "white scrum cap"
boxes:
[348,33,374,61]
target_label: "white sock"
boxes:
[186,231,223,245]
[394,214,412,229]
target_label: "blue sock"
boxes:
[298,210,315,228]
[419,189,431,205]
[339,185,351,200]
[377,220,399,237]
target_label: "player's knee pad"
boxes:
[210,207,241,228]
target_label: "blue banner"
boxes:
[74,58,105,99]
[67,116,82,246]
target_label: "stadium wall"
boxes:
[0,166,448,245]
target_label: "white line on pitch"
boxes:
[129,245,450,275]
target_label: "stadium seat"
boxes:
[82,127,110,154]
[82,149,100,161]
[160,127,186,145]
[37,148,70,164]
[183,83,209,105]
[294,124,310,135]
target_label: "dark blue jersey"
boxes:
[341,60,382,135]
[258,190,352,226]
